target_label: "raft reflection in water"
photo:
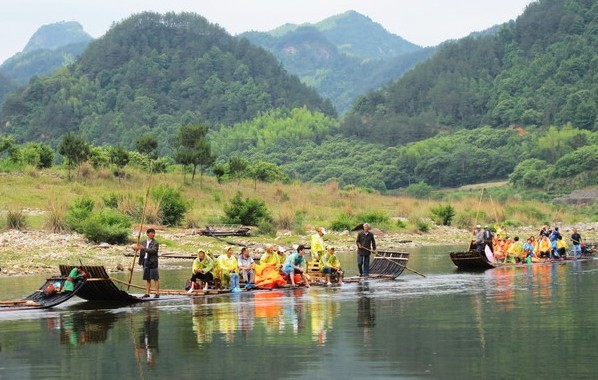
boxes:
[48,311,119,346]
[191,288,341,346]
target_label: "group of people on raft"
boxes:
[187,228,344,292]
[471,224,587,264]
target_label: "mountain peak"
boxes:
[23,21,92,53]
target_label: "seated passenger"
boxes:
[189,249,214,292]
[64,267,88,292]
[238,247,256,284]
[259,244,277,266]
[282,245,310,288]
[275,245,288,271]
[522,237,539,263]
[539,235,551,259]
[556,236,568,259]
[506,237,522,263]
[320,246,343,285]
[216,248,240,291]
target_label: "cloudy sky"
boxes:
[1,0,534,62]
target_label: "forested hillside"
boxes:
[241,11,435,113]
[0,12,335,154]
[0,72,18,106]
[0,21,93,85]
[342,0,597,146]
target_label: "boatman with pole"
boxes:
[135,228,160,298]
[356,223,376,277]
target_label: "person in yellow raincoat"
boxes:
[506,237,523,263]
[310,227,326,260]
[215,248,240,290]
[320,246,343,285]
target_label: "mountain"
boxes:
[0,21,93,85]
[342,0,598,146]
[0,12,335,154]
[22,21,92,53]
[0,72,18,106]
[267,10,421,60]
[241,11,434,113]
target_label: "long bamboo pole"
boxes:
[127,160,154,290]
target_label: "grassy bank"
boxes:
[0,167,596,276]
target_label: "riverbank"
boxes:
[1,223,596,276]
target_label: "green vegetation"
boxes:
[223,192,271,226]
[343,0,597,145]
[241,11,433,113]
[1,12,334,154]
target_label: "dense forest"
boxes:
[0,12,335,155]
[0,1,596,196]
[242,11,435,113]
[342,0,597,145]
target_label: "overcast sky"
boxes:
[1,0,534,63]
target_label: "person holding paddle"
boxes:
[356,223,376,277]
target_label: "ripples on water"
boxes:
[1,248,598,379]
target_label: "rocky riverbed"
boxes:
[1,223,597,276]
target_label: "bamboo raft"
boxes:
[0,275,87,311]
[342,251,410,282]
[449,249,596,271]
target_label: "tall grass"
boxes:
[0,165,593,233]
[6,208,27,230]
[44,201,69,233]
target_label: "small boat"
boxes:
[449,249,595,271]
[0,275,87,311]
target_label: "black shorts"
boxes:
[143,267,160,280]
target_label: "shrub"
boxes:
[6,208,27,230]
[103,193,120,209]
[223,192,270,226]
[357,211,390,225]
[405,181,433,199]
[396,219,407,229]
[257,220,276,236]
[415,218,430,233]
[66,197,95,232]
[81,209,131,244]
[430,204,456,226]
[151,185,188,226]
[329,213,356,231]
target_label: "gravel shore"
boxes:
[1,223,597,276]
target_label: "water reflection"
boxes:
[135,305,159,366]
[47,310,119,346]
[357,282,376,345]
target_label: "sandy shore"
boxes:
[1,223,596,276]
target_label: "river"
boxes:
[1,245,597,379]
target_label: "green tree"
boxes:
[174,124,215,184]
[136,134,158,172]
[228,156,249,184]
[108,145,130,179]
[58,132,90,180]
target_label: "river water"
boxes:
[1,245,597,379]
